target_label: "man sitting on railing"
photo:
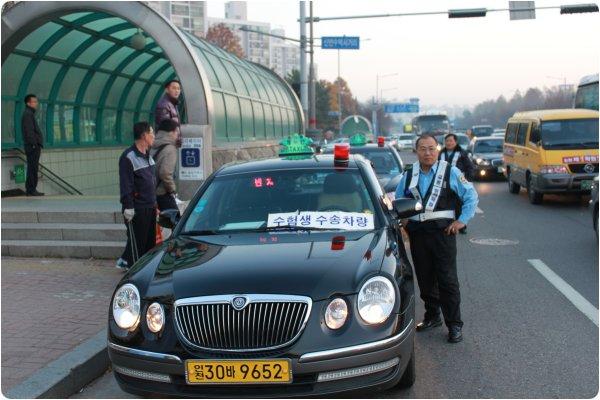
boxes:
[21,94,44,196]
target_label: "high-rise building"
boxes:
[270,28,300,78]
[225,1,247,20]
[146,1,206,38]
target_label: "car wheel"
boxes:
[396,342,416,388]
[527,177,543,205]
[507,171,520,194]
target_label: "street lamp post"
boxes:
[373,73,398,135]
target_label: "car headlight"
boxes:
[476,158,490,166]
[357,276,395,324]
[325,298,348,330]
[112,284,141,330]
[146,302,165,333]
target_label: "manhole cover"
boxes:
[469,238,519,246]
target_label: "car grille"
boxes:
[568,163,598,174]
[491,159,503,167]
[174,295,311,352]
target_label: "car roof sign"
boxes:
[279,133,314,156]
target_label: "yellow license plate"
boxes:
[185,359,292,384]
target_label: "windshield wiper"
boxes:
[180,229,223,236]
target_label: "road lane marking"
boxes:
[476,207,484,214]
[528,259,598,327]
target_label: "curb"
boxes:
[6,329,109,399]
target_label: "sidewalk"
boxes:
[1,257,124,395]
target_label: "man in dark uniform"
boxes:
[439,133,475,233]
[116,122,157,271]
[396,134,478,343]
[21,94,44,196]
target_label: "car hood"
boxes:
[135,230,390,302]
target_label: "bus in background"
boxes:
[574,74,599,110]
[410,113,451,151]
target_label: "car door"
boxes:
[514,122,531,185]
[504,122,519,179]
[526,121,542,177]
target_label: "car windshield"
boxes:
[473,126,494,136]
[456,135,470,147]
[182,169,378,234]
[474,139,503,153]
[398,134,413,140]
[353,150,402,175]
[541,118,599,149]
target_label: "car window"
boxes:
[182,169,378,233]
[517,123,529,146]
[474,139,503,153]
[506,123,518,144]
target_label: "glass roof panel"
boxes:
[100,46,135,70]
[27,60,62,100]
[83,72,110,104]
[58,67,88,101]
[122,53,153,75]
[83,17,127,31]
[1,54,29,96]
[15,22,62,53]
[46,30,92,59]
[138,58,168,80]
[60,12,94,22]
[75,39,114,65]
[111,28,138,41]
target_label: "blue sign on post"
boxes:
[321,36,360,50]
[384,103,420,113]
[181,148,200,168]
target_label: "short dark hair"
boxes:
[164,79,181,88]
[24,94,37,104]
[133,121,152,140]
[415,134,438,148]
[444,133,458,142]
[157,119,179,133]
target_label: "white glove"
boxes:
[123,208,135,222]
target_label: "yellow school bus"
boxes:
[503,109,599,204]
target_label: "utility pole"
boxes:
[299,2,308,130]
[309,1,316,129]
[337,49,342,134]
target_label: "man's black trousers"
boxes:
[121,208,156,266]
[408,227,463,328]
[25,144,41,194]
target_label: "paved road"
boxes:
[74,150,598,398]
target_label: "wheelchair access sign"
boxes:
[179,137,203,180]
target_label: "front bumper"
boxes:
[109,319,415,397]
[533,173,597,194]
[474,164,505,179]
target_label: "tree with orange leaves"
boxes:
[205,23,244,58]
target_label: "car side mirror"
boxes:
[392,198,423,219]
[158,209,180,230]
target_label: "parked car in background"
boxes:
[492,129,505,138]
[393,133,415,151]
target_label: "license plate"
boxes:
[497,166,504,173]
[581,180,593,190]
[185,359,292,384]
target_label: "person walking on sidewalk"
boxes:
[151,119,180,213]
[116,122,157,271]
[21,94,44,196]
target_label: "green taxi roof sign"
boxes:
[349,133,367,146]
[279,133,314,156]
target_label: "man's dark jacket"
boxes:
[154,94,180,127]
[21,106,43,146]
[439,145,475,181]
[119,145,157,210]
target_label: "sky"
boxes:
[207,0,599,108]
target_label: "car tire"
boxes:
[396,342,416,388]
[527,177,543,205]
[507,171,520,194]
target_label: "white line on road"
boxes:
[476,207,484,214]
[528,259,598,327]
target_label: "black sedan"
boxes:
[322,143,404,199]
[108,147,420,397]
[468,136,506,180]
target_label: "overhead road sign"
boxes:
[321,36,360,49]
[384,103,420,113]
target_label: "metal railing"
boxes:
[2,148,83,195]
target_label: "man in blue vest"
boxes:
[395,134,478,343]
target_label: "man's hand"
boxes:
[445,220,465,235]
[123,208,135,222]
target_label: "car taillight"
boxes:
[540,165,569,174]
